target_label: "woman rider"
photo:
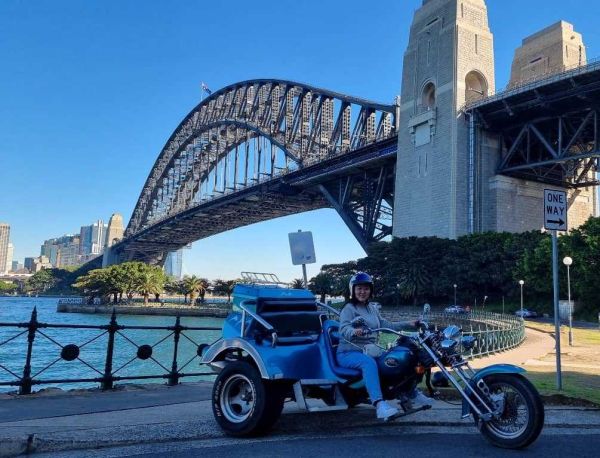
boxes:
[337,272,432,420]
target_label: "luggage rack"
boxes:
[240,272,289,286]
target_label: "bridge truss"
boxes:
[118,80,397,263]
[468,62,600,188]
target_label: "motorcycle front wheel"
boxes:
[474,373,544,449]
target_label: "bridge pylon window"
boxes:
[421,81,436,111]
[465,70,488,104]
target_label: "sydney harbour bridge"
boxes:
[103,80,399,265]
[100,3,600,269]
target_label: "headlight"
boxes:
[461,335,476,350]
[443,325,461,341]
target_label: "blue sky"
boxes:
[1,0,599,281]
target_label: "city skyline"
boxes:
[2,0,600,281]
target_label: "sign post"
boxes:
[288,230,316,288]
[543,189,567,390]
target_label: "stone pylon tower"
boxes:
[105,213,124,248]
[394,0,495,238]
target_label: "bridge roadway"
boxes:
[110,137,397,264]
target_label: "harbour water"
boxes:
[0,297,224,392]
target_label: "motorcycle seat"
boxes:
[322,320,361,381]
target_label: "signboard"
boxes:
[543,189,568,231]
[288,231,316,265]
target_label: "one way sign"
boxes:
[544,189,568,231]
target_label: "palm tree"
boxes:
[290,278,305,289]
[136,266,166,305]
[197,278,210,303]
[213,279,237,303]
[182,275,204,304]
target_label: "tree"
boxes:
[135,266,166,305]
[290,278,305,289]
[26,269,57,294]
[182,275,205,304]
[197,278,210,303]
[213,279,237,303]
[72,268,115,302]
[308,273,333,303]
[0,280,17,295]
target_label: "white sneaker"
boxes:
[376,401,400,421]
[407,389,433,409]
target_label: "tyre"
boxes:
[212,361,284,437]
[474,374,544,449]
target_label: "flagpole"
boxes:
[201,82,204,103]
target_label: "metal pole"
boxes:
[520,284,523,315]
[567,264,573,346]
[502,295,505,315]
[552,230,563,390]
[454,284,457,306]
[302,264,308,289]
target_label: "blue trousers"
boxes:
[337,350,383,404]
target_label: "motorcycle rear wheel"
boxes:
[474,374,544,449]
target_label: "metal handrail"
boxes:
[316,301,341,317]
[238,301,278,347]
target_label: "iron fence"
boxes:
[0,308,220,395]
[0,307,525,395]
[381,309,525,359]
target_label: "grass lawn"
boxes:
[520,322,600,406]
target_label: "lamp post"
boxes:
[563,256,573,346]
[519,280,525,316]
[453,284,457,306]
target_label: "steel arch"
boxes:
[126,79,396,236]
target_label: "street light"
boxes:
[519,280,525,316]
[453,284,457,306]
[563,256,573,346]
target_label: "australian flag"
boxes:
[201,82,212,95]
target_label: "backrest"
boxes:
[246,297,323,344]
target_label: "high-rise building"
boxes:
[11,261,23,272]
[164,249,183,279]
[31,256,52,273]
[56,236,81,268]
[24,257,35,273]
[5,243,14,273]
[0,223,10,274]
[105,213,124,248]
[79,220,107,256]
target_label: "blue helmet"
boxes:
[349,272,373,300]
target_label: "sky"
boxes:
[1,0,599,282]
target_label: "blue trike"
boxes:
[201,273,544,449]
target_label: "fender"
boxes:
[201,338,270,379]
[461,364,526,417]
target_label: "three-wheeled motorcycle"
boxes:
[201,273,544,449]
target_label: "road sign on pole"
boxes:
[542,189,567,390]
[544,189,567,231]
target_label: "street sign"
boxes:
[288,231,316,266]
[543,189,568,231]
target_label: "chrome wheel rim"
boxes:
[486,382,529,439]
[220,374,255,423]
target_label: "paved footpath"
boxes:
[1,326,598,457]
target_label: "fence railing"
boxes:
[0,307,525,395]
[0,308,221,395]
[381,309,525,360]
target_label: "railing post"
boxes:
[168,316,182,386]
[102,310,118,390]
[20,307,38,395]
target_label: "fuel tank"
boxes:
[376,346,418,378]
